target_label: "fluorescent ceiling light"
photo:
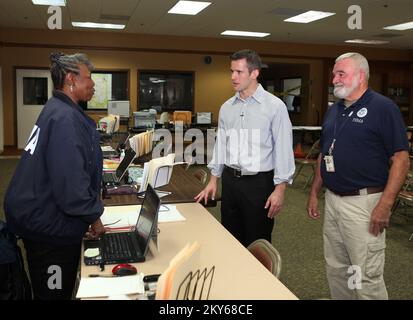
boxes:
[284,10,335,23]
[345,39,390,45]
[32,0,66,5]
[72,22,125,30]
[383,21,413,31]
[221,30,270,38]
[168,1,211,15]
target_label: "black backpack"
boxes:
[0,220,32,300]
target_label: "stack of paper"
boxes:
[103,158,120,170]
[76,274,144,299]
[147,153,175,187]
[138,153,176,192]
[129,129,154,157]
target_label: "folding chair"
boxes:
[247,239,282,279]
[392,172,413,240]
[293,139,320,189]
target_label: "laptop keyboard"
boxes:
[102,172,116,184]
[103,233,133,261]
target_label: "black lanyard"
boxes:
[328,105,356,155]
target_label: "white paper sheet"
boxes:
[101,145,115,151]
[76,273,144,298]
[158,205,186,223]
[138,162,150,193]
[100,205,141,228]
[100,204,185,229]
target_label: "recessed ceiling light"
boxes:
[32,0,66,5]
[221,30,270,38]
[168,1,211,15]
[72,22,125,30]
[345,39,390,45]
[383,21,413,31]
[284,10,335,23]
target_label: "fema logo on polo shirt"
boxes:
[352,107,367,123]
[357,107,368,118]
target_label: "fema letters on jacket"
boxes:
[24,125,40,155]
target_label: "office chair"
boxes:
[247,239,282,279]
[293,139,320,189]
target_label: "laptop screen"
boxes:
[135,184,160,256]
[115,133,130,151]
[115,148,136,180]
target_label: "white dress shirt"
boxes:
[208,84,295,185]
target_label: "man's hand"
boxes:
[368,150,410,236]
[85,218,106,239]
[307,154,323,220]
[307,194,321,219]
[369,205,391,236]
[265,183,286,219]
[195,176,217,205]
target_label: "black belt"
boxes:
[224,165,273,178]
[330,186,385,197]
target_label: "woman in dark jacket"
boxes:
[4,52,105,300]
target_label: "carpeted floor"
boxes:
[205,168,413,300]
[1,159,412,300]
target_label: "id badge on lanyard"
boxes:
[324,108,354,173]
[324,155,335,172]
[324,138,336,172]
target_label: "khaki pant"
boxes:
[324,190,388,300]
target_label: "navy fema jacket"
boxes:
[4,90,104,245]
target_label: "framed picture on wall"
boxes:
[78,70,129,111]
[282,77,301,113]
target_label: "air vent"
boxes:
[270,7,306,16]
[100,14,130,21]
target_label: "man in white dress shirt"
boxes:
[195,49,295,247]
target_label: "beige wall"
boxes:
[1,27,412,146]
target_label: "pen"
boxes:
[89,274,114,278]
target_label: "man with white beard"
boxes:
[307,52,409,299]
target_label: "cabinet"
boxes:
[387,87,410,117]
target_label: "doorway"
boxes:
[16,69,52,149]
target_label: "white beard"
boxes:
[334,74,360,99]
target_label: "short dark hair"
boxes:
[49,52,94,90]
[230,49,262,73]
